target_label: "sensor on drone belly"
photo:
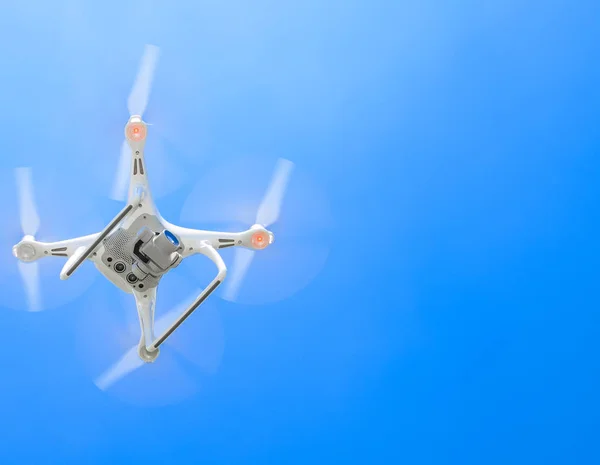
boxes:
[10,44,294,389]
[95,213,185,294]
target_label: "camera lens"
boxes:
[164,230,180,247]
[127,273,138,283]
[114,262,126,273]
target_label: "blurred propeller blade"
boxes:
[104,44,188,202]
[255,158,294,227]
[222,248,255,302]
[127,44,160,117]
[1,168,100,312]
[110,140,131,201]
[15,167,40,237]
[111,44,159,202]
[93,303,183,391]
[17,261,41,312]
[14,167,41,311]
[95,345,143,390]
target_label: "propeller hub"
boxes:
[125,120,147,142]
[251,230,271,250]
[13,242,37,262]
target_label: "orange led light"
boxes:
[126,123,147,141]
[251,231,269,249]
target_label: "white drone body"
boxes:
[10,46,293,379]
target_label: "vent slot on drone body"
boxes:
[51,246,68,257]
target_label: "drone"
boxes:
[11,45,294,383]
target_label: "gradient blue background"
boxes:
[1,1,599,464]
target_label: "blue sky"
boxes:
[0,1,600,464]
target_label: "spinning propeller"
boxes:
[223,158,295,301]
[111,44,160,201]
[76,278,225,407]
[13,167,41,311]
[1,168,99,312]
[181,156,333,305]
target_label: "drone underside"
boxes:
[99,213,177,293]
[10,44,296,390]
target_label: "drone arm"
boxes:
[12,232,103,267]
[162,223,272,258]
[36,234,100,258]
[148,242,226,351]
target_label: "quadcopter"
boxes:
[11,45,294,380]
